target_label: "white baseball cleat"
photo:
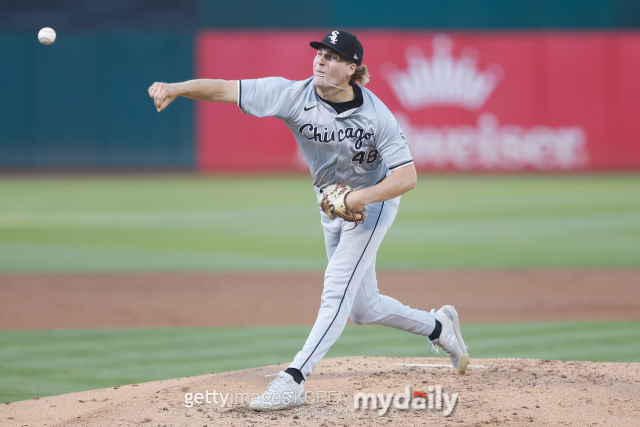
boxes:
[428,305,470,374]
[249,371,306,411]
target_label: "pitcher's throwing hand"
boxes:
[148,82,177,112]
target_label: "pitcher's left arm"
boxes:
[345,163,416,212]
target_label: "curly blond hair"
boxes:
[349,64,370,86]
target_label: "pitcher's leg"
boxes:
[349,259,436,336]
[321,207,342,261]
[289,200,394,378]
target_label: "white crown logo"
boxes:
[381,34,504,111]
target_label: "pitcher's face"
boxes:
[312,47,353,89]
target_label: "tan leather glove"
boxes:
[319,183,367,230]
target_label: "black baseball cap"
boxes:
[310,30,363,67]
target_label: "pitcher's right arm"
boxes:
[148,79,238,112]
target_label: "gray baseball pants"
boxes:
[289,194,437,378]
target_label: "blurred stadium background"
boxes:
[1,0,639,403]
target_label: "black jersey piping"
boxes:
[388,160,413,171]
[298,201,385,372]
[238,80,246,114]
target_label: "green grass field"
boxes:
[1,174,639,271]
[1,174,639,403]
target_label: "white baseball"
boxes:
[38,28,56,45]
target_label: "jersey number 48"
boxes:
[352,150,379,165]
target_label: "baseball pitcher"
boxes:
[149,30,469,411]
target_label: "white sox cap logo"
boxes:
[329,31,339,44]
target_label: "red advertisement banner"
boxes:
[196,31,640,172]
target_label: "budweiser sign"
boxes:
[379,34,589,171]
[381,35,503,111]
[197,31,640,172]
[397,113,588,170]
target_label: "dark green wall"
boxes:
[199,0,640,29]
[0,34,194,168]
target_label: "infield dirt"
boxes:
[1,269,639,329]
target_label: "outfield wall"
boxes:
[2,0,640,171]
[0,34,194,168]
[197,31,640,172]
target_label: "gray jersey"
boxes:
[238,77,413,191]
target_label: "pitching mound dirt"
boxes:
[3,357,639,427]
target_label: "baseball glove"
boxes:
[319,183,367,230]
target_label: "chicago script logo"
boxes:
[329,31,339,44]
[298,123,374,148]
